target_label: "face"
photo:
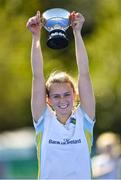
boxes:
[48,82,75,122]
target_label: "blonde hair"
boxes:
[46,71,76,96]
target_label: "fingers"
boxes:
[70,11,85,23]
[36,10,40,18]
[70,11,76,21]
[36,10,44,27]
[36,10,41,23]
[70,11,85,31]
[26,10,43,29]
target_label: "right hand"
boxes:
[26,11,43,36]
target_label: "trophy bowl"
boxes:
[42,8,70,49]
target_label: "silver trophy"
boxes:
[42,8,70,49]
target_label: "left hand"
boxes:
[70,11,85,32]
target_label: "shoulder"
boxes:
[74,104,95,130]
[33,104,54,133]
[76,104,95,120]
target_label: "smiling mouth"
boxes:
[59,104,68,109]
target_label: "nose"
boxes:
[59,95,66,102]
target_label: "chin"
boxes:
[60,110,72,116]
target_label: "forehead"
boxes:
[49,82,73,94]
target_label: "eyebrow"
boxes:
[50,91,71,97]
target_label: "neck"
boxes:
[56,113,71,125]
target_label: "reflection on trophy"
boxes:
[42,8,70,49]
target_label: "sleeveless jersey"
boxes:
[33,105,95,179]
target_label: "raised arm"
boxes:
[26,11,46,122]
[70,11,95,120]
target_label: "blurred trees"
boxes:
[86,0,121,136]
[0,0,121,136]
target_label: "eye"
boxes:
[53,95,60,99]
[64,93,71,97]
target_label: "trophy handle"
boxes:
[40,17,46,27]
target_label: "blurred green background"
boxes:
[0,0,121,179]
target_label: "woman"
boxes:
[26,10,95,179]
